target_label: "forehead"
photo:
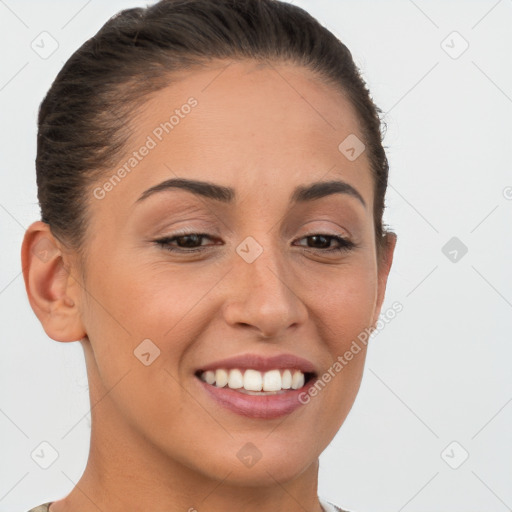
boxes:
[89,59,373,224]
[136,59,367,159]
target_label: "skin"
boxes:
[21,59,396,512]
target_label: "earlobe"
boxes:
[21,221,86,342]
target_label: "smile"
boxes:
[194,368,318,419]
[196,368,315,394]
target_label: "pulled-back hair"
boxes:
[36,0,391,262]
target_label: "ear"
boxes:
[371,231,397,328]
[21,221,86,342]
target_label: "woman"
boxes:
[21,0,397,510]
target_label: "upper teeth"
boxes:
[199,368,306,392]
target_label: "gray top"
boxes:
[26,497,350,512]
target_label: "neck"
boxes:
[53,427,323,512]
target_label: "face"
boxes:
[44,60,395,485]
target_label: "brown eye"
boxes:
[295,234,355,253]
[154,233,217,253]
[153,232,356,255]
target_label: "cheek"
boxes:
[79,257,204,430]
[81,255,223,379]
[305,260,377,340]
[301,263,375,423]
[85,246,208,334]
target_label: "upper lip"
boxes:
[196,353,318,375]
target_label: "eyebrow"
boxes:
[135,177,366,208]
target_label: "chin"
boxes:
[191,436,319,486]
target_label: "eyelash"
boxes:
[153,231,356,254]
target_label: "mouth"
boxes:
[194,368,317,395]
[193,352,320,419]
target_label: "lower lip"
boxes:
[195,375,317,419]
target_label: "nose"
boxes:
[221,238,308,340]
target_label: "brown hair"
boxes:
[36,0,392,263]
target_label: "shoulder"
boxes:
[319,496,353,512]
[27,500,352,512]
[25,503,52,512]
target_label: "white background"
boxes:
[1,1,511,511]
